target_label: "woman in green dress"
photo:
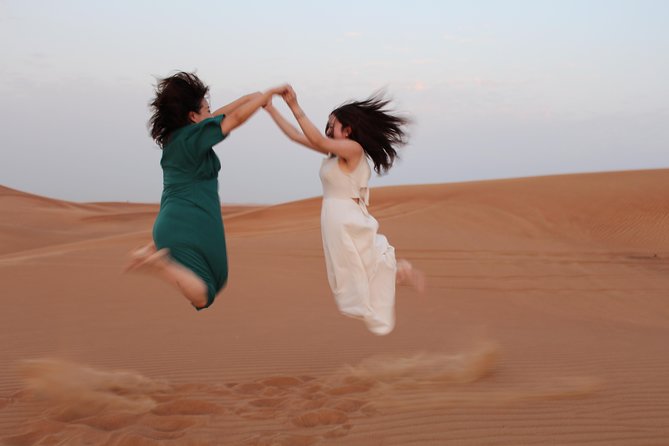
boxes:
[127,72,286,310]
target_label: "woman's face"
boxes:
[325,115,349,139]
[190,98,212,123]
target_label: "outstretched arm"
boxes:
[264,101,320,152]
[220,86,287,135]
[282,87,363,161]
[212,92,262,117]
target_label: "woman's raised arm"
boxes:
[264,100,321,152]
[219,85,288,135]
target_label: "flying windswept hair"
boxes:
[330,92,410,174]
[149,71,209,147]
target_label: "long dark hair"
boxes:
[149,71,209,148]
[330,93,410,174]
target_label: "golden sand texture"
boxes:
[1,169,668,445]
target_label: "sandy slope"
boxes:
[0,169,668,445]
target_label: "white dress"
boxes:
[319,156,397,335]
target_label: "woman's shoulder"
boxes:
[168,116,225,143]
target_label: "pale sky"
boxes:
[1,0,667,204]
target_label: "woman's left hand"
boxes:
[282,85,298,107]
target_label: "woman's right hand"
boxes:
[263,85,289,104]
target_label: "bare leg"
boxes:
[396,259,426,293]
[125,243,209,308]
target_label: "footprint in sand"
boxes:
[151,398,225,416]
[228,374,374,442]
[248,397,288,408]
[78,412,142,431]
[142,413,201,432]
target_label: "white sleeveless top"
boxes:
[319,156,371,205]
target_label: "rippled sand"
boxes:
[1,170,668,445]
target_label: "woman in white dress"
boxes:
[264,86,425,335]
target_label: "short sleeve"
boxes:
[184,114,228,157]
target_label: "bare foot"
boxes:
[397,259,427,293]
[132,248,171,274]
[124,243,154,272]
[124,243,168,273]
[123,243,209,308]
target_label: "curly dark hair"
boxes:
[149,71,209,147]
[330,93,410,174]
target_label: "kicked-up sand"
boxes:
[0,169,668,445]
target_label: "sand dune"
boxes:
[0,185,259,257]
[1,169,668,445]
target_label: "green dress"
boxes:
[153,114,228,309]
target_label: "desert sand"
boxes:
[1,169,668,445]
